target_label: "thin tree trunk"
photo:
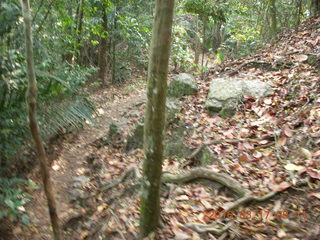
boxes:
[36,0,54,34]
[19,1,62,240]
[98,6,109,84]
[76,0,84,63]
[201,16,207,68]
[310,0,320,16]
[295,0,302,26]
[112,6,117,84]
[270,0,277,38]
[212,21,222,54]
[140,0,175,237]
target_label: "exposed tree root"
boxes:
[100,165,141,191]
[179,222,233,234]
[162,167,250,197]
[96,165,306,235]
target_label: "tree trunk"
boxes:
[270,0,277,38]
[139,0,175,237]
[76,0,84,63]
[311,0,320,16]
[19,1,62,240]
[111,6,117,84]
[98,6,109,84]
[295,0,302,26]
[193,35,201,65]
[201,16,207,68]
[212,21,222,54]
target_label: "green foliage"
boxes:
[184,0,227,21]
[172,25,194,71]
[0,1,20,37]
[0,177,31,224]
[0,47,97,166]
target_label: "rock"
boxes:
[125,99,182,151]
[125,119,144,151]
[166,98,181,123]
[108,123,120,138]
[206,78,273,118]
[69,189,86,201]
[194,147,217,167]
[71,176,90,188]
[125,119,191,159]
[168,73,198,98]
[164,121,191,158]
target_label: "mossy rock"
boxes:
[164,120,191,158]
[125,120,144,151]
[167,73,198,98]
[108,123,120,138]
[194,147,217,166]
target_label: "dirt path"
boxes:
[23,87,146,240]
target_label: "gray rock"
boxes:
[166,98,181,123]
[108,119,128,138]
[69,189,86,201]
[125,119,144,151]
[71,176,90,188]
[194,147,217,167]
[164,121,191,158]
[206,78,273,118]
[125,99,182,152]
[168,73,198,98]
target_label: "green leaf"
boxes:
[21,214,30,225]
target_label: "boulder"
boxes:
[164,120,191,158]
[194,147,217,167]
[168,73,198,98]
[166,98,181,123]
[206,78,273,118]
[125,99,182,151]
[125,119,191,159]
[125,119,144,151]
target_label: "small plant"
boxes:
[0,177,33,225]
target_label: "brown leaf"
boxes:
[307,169,320,180]
[293,54,308,62]
[308,192,320,199]
[176,195,189,201]
[269,182,291,192]
[239,153,250,163]
[283,125,293,137]
[174,231,191,240]
[278,135,287,146]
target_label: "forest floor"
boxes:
[15,17,320,240]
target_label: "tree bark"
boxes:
[19,1,62,239]
[98,6,109,84]
[269,0,277,37]
[295,0,302,26]
[212,21,222,54]
[139,0,175,237]
[76,0,84,63]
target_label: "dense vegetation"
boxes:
[0,0,319,239]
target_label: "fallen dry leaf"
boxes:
[285,163,305,171]
[269,182,291,192]
[308,192,320,199]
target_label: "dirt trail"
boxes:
[24,87,146,240]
